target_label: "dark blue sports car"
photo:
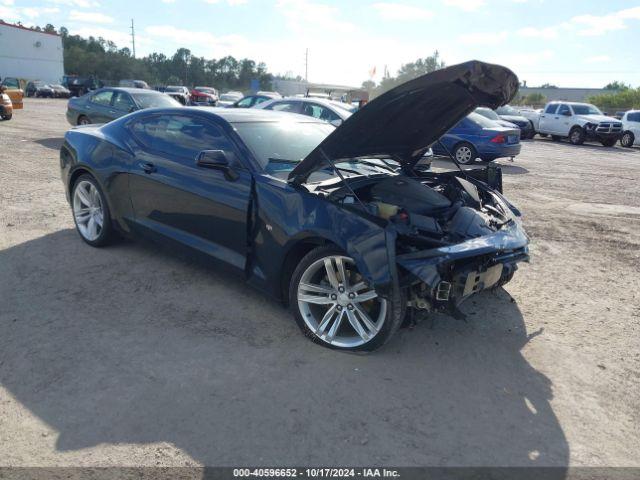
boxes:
[59,60,529,352]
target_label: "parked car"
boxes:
[228,92,280,108]
[538,101,622,146]
[217,91,244,107]
[0,77,23,110]
[49,84,71,98]
[474,107,518,128]
[432,112,521,164]
[255,97,356,126]
[516,107,543,134]
[63,75,101,97]
[0,88,13,120]
[26,81,54,98]
[164,86,191,105]
[620,110,640,148]
[494,105,534,139]
[119,79,150,89]
[613,111,626,120]
[191,87,218,106]
[58,60,529,352]
[66,87,181,126]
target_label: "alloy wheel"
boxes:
[73,180,104,241]
[621,132,633,147]
[570,130,581,143]
[297,255,387,348]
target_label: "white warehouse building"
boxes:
[0,21,64,83]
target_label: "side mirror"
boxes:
[330,119,343,127]
[196,150,239,181]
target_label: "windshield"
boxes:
[495,105,520,116]
[220,94,240,101]
[196,87,215,93]
[572,104,602,115]
[466,111,503,128]
[234,121,334,171]
[132,92,182,109]
[165,86,183,93]
[475,107,500,120]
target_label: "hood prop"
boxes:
[318,148,369,211]
[436,139,467,176]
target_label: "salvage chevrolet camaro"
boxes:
[60,60,529,351]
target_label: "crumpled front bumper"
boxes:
[396,221,529,305]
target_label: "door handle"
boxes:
[139,162,156,174]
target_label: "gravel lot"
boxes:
[1,98,639,469]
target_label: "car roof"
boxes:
[192,107,327,123]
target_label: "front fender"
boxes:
[248,175,397,300]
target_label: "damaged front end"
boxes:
[313,165,529,321]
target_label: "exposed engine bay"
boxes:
[308,168,529,322]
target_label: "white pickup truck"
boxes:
[538,101,623,146]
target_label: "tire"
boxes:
[1,113,11,120]
[453,142,477,165]
[77,115,91,125]
[289,245,405,352]
[526,122,536,139]
[569,126,585,145]
[71,174,116,247]
[600,138,617,147]
[551,135,561,142]
[620,131,635,148]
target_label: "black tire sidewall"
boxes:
[569,126,585,145]
[621,131,635,148]
[288,245,404,352]
[71,174,114,247]
[454,142,477,165]
[78,115,90,125]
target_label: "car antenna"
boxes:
[318,148,368,211]
[436,139,468,177]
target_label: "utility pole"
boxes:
[305,48,308,82]
[130,19,136,58]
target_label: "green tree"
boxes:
[372,51,445,98]
[604,81,630,91]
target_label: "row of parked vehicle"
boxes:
[25,80,72,98]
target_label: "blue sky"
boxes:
[2,0,639,88]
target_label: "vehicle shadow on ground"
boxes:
[533,137,636,153]
[34,137,64,150]
[0,230,568,472]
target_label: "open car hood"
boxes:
[289,60,518,183]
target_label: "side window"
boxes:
[545,104,558,114]
[91,90,113,106]
[628,112,640,122]
[131,114,235,162]
[267,101,300,113]
[236,97,254,108]
[301,103,340,123]
[112,92,135,112]
[254,97,269,106]
[557,104,571,116]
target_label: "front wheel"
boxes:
[289,246,404,352]
[453,142,477,165]
[1,113,11,120]
[601,138,617,147]
[620,131,635,148]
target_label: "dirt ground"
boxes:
[1,98,639,469]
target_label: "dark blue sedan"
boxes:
[59,61,529,352]
[433,112,521,164]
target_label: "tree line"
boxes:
[23,24,275,91]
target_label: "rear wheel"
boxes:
[569,126,585,145]
[71,174,116,247]
[289,246,404,352]
[453,142,477,165]
[620,131,635,148]
[77,115,91,125]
